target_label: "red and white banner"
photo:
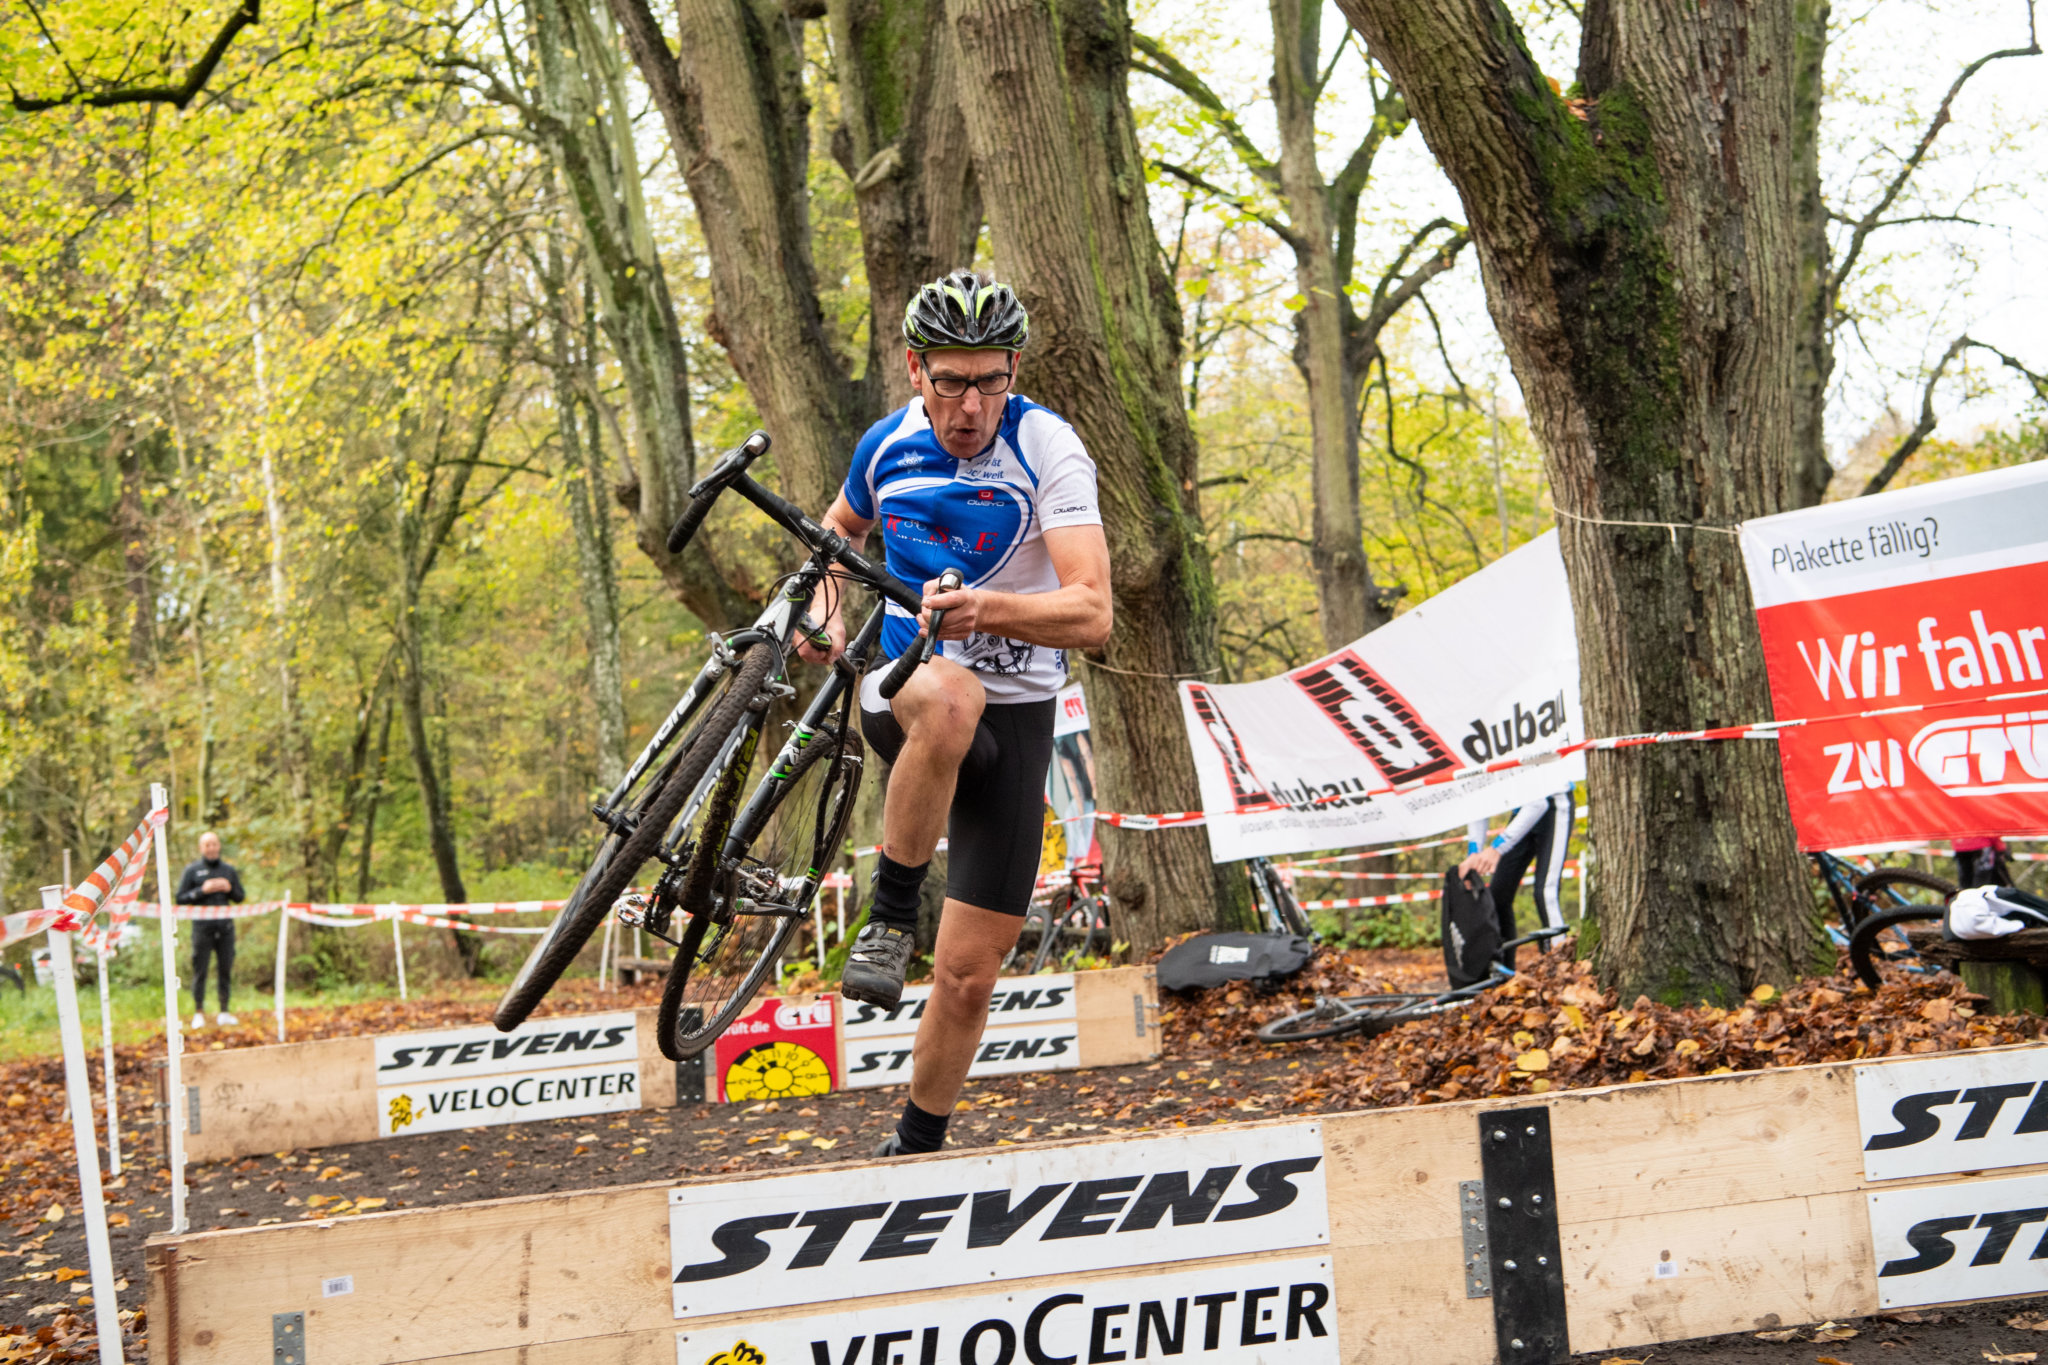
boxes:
[1178,533,1585,861]
[0,806,165,953]
[1740,459,2048,849]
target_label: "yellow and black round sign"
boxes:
[724,1040,833,1101]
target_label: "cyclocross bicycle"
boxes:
[1809,851,1956,988]
[1254,925,1568,1043]
[492,432,955,1061]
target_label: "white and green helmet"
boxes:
[902,270,1030,352]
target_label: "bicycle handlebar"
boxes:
[665,431,770,555]
[878,568,963,701]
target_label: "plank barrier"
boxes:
[147,1041,2048,1364]
[176,968,1159,1163]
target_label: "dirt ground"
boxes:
[6,953,2048,1363]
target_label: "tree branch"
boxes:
[1861,334,1973,496]
[1131,32,1282,188]
[1831,9,2042,299]
[10,0,261,112]
[1152,160,1303,250]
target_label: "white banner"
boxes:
[378,1059,642,1137]
[374,1012,639,1082]
[1181,533,1584,861]
[1855,1047,2048,1181]
[373,1011,642,1137]
[1869,1170,2048,1308]
[844,976,1076,1041]
[669,1123,1328,1317]
[674,1257,1339,1365]
[845,1019,1080,1088]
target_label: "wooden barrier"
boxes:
[179,969,1158,1163]
[147,1042,2048,1365]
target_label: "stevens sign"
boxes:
[669,1123,1329,1317]
[374,1011,640,1137]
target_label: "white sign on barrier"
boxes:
[844,1019,1080,1088]
[373,1011,638,1082]
[378,1059,642,1136]
[843,975,1077,1041]
[674,1257,1340,1365]
[1869,1169,2048,1308]
[1854,1047,2048,1181]
[668,1123,1328,1317]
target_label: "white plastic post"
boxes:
[390,911,408,1002]
[597,914,615,991]
[814,903,824,968]
[273,901,290,1043]
[835,883,845,940]
[96,946,120,1177]
[148,781,188,1234]
[43,890,126,1364]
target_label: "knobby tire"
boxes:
[492,646,776,1032]
[1257,992,1448,1044]
[660,719,865,1059]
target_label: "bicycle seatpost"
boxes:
[878,568,965,700]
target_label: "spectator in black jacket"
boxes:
[175,831,245,1028]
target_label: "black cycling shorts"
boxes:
[859,674,1055,917]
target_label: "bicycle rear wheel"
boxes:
[493,646,776,1032]
[1256,992,1447,1044]
[1005,901,1051,972]
[660,720,866,1059]
[1849,904,1949,989]
[1030,889,1068,973]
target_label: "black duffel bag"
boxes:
[1441,867,1501,989]
[1155,931,1313,992]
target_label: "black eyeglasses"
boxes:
[924,367,1014,399]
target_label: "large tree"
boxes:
[1331,0,1820,998]
[1134,15,1466,650]
[947,0,1247,949]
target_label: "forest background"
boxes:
[1,0,2043,992]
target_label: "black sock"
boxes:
[869,853,930,933]
[896,1098,950,1153]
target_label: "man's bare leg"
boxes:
[842,657,983,1013]
[882,657,984,861]
[908,900,1026,1118]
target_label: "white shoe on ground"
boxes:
[190,1012,206,1030]
[217,1012,237,1026]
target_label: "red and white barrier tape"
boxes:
[0,807,165,952]
[1300,868,1581,911]
[1278,861,1584,883]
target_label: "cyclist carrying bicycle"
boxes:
[796,270,1113,1157]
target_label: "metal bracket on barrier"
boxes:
[1459,1180,1492,1298]
[273,1311,306,1365]
[1479,1107,1568,1365]
[1133,993,1146,1038]
[187,1084,201,1135]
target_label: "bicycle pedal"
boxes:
[614,893,652,927]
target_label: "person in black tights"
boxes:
[174,831,245,1027]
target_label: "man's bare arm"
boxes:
[797,493,877,664]
[918,524,1112,650]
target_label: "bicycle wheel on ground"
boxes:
[661,720,866,1059]
[1256,992,1449,1044]
[493,646,778,1032]
[1849,905,1949,989]
[1855,867,1959,919]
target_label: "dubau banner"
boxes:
[1739,460,2048,850]
[1178,533,1584,862]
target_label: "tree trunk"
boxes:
[1788,0,1834,508]
[1268,0,1383,649]
[544,245,632,789]
[947,0,1248,952]
[1333,0,1821,1000]
[828,0,983,409]
[608,0,871,512]
[355,692,394,899]
[535,0,754,627]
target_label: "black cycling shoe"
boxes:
[841,922,915,1008]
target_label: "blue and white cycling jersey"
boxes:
[844,394,1102,703]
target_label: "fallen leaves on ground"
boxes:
[2012,1315,2048,1332]
[1163,935,2042,1110]
[1756,1329,1803,1342]
[1985,1350,2039,1363]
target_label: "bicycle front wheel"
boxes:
[661,720,866,1059]
[493,645,776,1032]
[1256,992,1447,1044]
[1849,905,1948,989]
